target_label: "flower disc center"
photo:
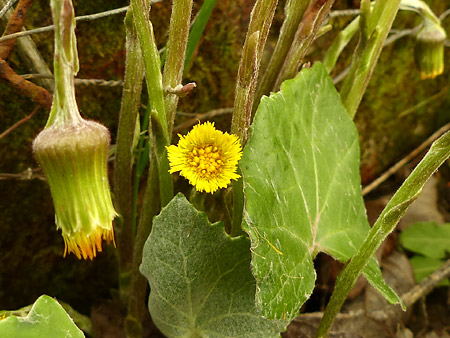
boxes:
[189,145,223,177]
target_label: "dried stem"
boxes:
[0,0,19,19]
[0,58,52,108]
[0,0,34,59]
[0,105,39,140]
[362,122,450,196]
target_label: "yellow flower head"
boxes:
[167,122,242,193]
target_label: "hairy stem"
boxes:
[114,7,143,314]
[126,155,160,338]
[162,0,193,139]
[230,0,278,236]
[231,0,278,145]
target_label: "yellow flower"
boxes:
[167,122,242,193]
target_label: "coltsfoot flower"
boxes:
[32,0,117,260]
[33,120,117,260]
[415,19,446,79]
[167,122,242,193]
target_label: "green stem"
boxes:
[189,188,206,211]
[230,0,279,146]
[340,0,401,119]
[162,0,194,139]
[131,0,173,206]
[230,176,244,237]
[322,16,359,73]
[315,131,450,338]
[126,154,160,338]
[253,0,310,113]
[47,0,81,127]
[113,7,144,306]
[274,0,335,90]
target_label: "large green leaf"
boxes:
[0,295,85,338]
[241,62,400,320]
[399,222,450,259]
[140,194,285,337]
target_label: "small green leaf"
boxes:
[0,295,85,338]
[399,222,450,259]
[409,255,449,286]
[241,62,400,321]
[184,0,217,71]
[140,194,285,337]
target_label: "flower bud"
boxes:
[33,120,117,259]
[415,20,446,79]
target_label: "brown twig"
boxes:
[173,107,233,134]
[21,73,124,87]
[0,58,52,108]
[362,122,450,196]
[0,0,34,59]
[0,104,39,139]
[297,258,450,322]
[0,167,45,180]
[0,2,162,44]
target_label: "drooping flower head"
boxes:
[33,121,117,260]
[167,122,242,193]
[32,0,116,260]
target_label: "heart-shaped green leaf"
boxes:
[241,62,400,320]
[140,194,285,337]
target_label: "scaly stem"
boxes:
[274,0,335,90]
[230,0,278,235]
[47,0,82,127]
[114,7,143,313]
[340,0,401,119]
[315,131,450,338]
[162,0,194,139]
[253,0,310,113]
[231,0,278,145]
[131,0,173,206]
